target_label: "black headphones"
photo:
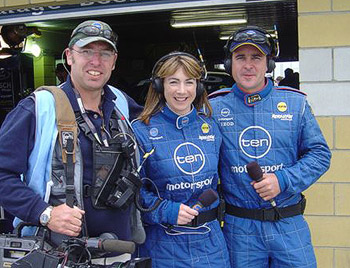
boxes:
[223,26,278,75]
[151,52,206,97]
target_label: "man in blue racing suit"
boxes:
[210,26,331,267]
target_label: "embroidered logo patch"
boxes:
[247,94,261,104]
[201,123,209,134]
[221,108,230,117]
[277,102,287,112]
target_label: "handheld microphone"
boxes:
[192,189,218,211]
[85,237,135,254]
[246,161,277,207]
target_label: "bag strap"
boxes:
[35,86,78,207]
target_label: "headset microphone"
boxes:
[151,51,206,96]
[223,26,278,75]
[61,49,71,76]
[246,161,277,207]
[192,189,218,211]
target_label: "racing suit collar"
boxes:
[233,78,274,107]
[161,105,197,130]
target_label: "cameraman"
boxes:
[0,20,144,262]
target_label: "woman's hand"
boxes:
[177,204,199,225]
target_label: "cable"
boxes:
[273,25,280,58]
[160,223,211,236]
[135,177,162,212]
[134,148,162,212]
[192,31,207,79]
[61,48,71,76]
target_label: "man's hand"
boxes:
[251,173,281,201]
[47,203,85,237]
[177,204,199,225]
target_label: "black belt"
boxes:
[188,207,218,227]
[225,195,306,222]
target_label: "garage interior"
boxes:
[0,0,297,107]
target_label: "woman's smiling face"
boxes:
[163,67,197,115]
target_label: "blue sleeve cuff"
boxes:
[275,170,288,193]
[167,202,181,225]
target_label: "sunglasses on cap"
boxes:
[233,30,269,44]
[72,25,118,44]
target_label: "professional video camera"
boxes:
[0,223,151,268]
[11,246,151,268]
[0,223,53,267]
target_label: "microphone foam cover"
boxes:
[197,189,218,207]
[246,161,263,181]
[102,239,136,254]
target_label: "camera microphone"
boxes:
[86,237,135,254]
[192,189,218,211]
[246,161,277,208]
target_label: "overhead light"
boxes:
[219,35,231,41]
[0,24,41,48]
[171,18,247,28]
[23,38,42,57]
[0,25,41,58]
[29,43,41,57]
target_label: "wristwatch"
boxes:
[39,206,53,226]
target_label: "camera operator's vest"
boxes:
[14,86,145,244]
[71,109,141,210]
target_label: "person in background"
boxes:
[279,68,300,89]
[55,63,69,85]
[132,52,230,268]
[292,71,300,89]
[0,20,145,264]
[274,75,283,86]
[210,26,331,267]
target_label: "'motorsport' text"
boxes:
[231,163,284,173]
[166,177,213,191]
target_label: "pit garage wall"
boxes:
[299,0,350,267]
[0,1,88,87]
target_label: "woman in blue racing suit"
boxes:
[132,52,230,268]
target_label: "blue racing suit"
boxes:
[132,105,230,268]
[210,79,331,268]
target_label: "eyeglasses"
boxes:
[71,48,115,61]
[233,30,268,44]
[72,25,118,45]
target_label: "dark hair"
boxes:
[55,63,66,73]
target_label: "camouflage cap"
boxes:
[69,20,118,52]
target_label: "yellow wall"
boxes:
[299,0,350,267]
[299,14,350,48]
[33,55,56,88]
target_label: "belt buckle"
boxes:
[66,184,75,194]
[262,208,277,221]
